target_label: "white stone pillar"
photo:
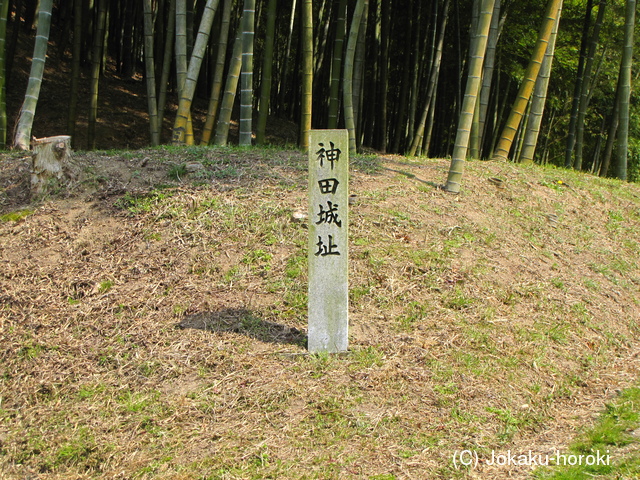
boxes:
[308,129,349,353]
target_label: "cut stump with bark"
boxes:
[31,135,77,195]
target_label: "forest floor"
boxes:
[1,145,640,479]
[5,29,300,152]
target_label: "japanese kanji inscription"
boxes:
[308,130,349,353]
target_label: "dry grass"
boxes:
[1,146,639,479]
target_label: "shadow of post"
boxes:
[176,308,307,347]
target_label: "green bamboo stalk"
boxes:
[276,0,297,117]
[172,0,220,145]
[174,0,194,144]
[143,0,160,146]
[158,0,176,140]
[565,0,593,168]
[491,0,563,162]
[445,0,495,193]
[406,0,422,150]
[519,4,562,164]
[300,0,313,149]
[615,0,635,180]
[214,31,243,146]
[0,0,9,148]
[376,0,390,151]
[13,0,54,150]
[408,0,450,157]
[574,0,606,170]
[66,0,82,147]
[256,0,277,145]
[352,0,368,143]
[343,0,367,155]
[240,0,256,146]
[175,0,188,89]
[87,0,108,150]
[201,0,231,145]
[477,0,503,154]
[327,0,347,129]
[599,85,619,177]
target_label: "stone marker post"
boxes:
[308,129,349,353]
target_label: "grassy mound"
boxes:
[1,147,639,479]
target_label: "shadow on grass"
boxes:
[351,154,385,175]
[177,308,307,347]
[383,167,443,189]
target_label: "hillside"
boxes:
[1,147,639,479]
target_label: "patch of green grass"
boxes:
[349,346,385,369]
[398,300,429,329]
[135,456,174,476]
[143,230,162,241]
[242,249,273,267]
[192,454,298,480]
[11,431,49,466]
[18,343,46,360]
[453,350,483,370]
[212,165,239,179]
[546,320,568,344]
[54,427,98,468]
[350,284,371,303]
[583,278,600,291]
[0,209,33,222]
[283,287,307,314]
[407,249,430,266]
[441,227,477,252]
[305,395,369,440]
[220,265,240,285]
[623,237,639,254]
[433,382,459,408]
[534,386,640,479]
[607,210,626,222]
[571,302,592,323]
[540,178,569,191]
[114,188,174,215]
[610,257,634,275]
[386,208,411,222]
[117,389,162,414]
[444,287,474,310]
[353,236,371,246]
[98,280,113,293]
[299,352,335,379]
[77,383,107,400]
[11,422,107,472]
[451,405,480,424]
[485,406,529,443]
[589,261,614,278]
[167,163,188,181]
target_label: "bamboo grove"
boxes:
[0,0,638,182]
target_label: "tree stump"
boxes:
[31,135,76,195]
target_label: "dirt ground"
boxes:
[1,145,640,478]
